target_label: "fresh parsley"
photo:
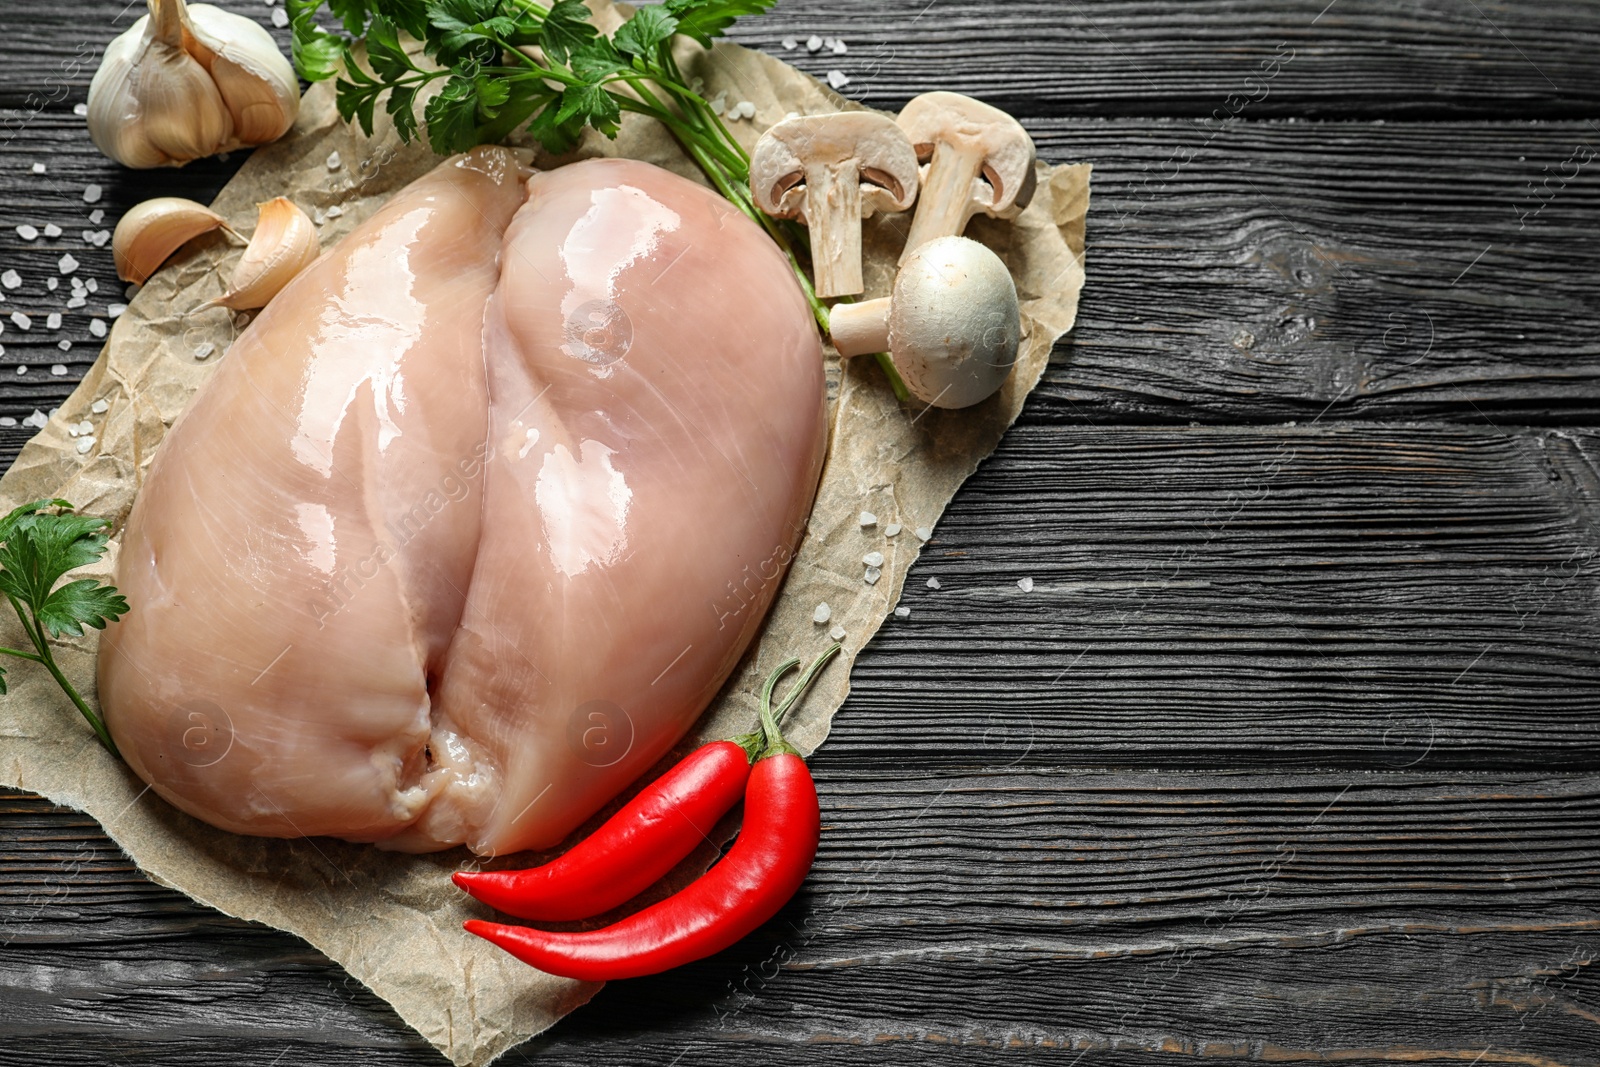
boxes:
[0,500,128,756]
[286,0,912,399]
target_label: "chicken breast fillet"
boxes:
[99,147,826,855]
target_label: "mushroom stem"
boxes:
[828,299,891,358]
[804,162,864,299]
[902,141,985,262]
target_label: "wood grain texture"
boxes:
[2,0,1599,1064]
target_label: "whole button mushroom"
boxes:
[828,235,1021,409]
[751,112,920,299]
[896,92,1038,262]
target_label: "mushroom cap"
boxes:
[897,91,1038,220]
[750,112,921,224]
[888,236,1021,409]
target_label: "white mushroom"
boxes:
[750,112,920,299]
[896,92,1037,262]
[828,236,1021,409]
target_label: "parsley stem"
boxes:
[0,646,43,663]
[6,592,118,758]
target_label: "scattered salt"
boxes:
[108,303,128,318]
[15,225,37,241]
[863,550,884,568]
[66,422,79,437]
[812,602,831,624]
[864,565,882,585]
[0,417,13,427]
[927,577,942,590]
[859,510,877,528]
[77,437,95,454]
[57,340,70,351]
[58,253,79,274]
[271,6,288,27]
[85,278,97,294]
[806,35,823,52]
[832,39,848,54]
[829,625,846,641]
[31,163,45,175]
[83,229,110,247]
[24,411,46,429]
[13,366,23,375]
[884,523,902,537]
[326,205,343,218]
[42,223,61,238]
[73,103,87,117]
[823,36,836,48]
[76,420,92,435]
[9,312,30,330]
[826,70,850,89]
[89,319,107,338]
[46,278,58,291]
[83,184,103,204]
[89,209,104,225]
[91,399,109,414]
[781,36,797,50]
[1017,577,1034,593]
[45,312,61,329]
[736,101,756,119]
[327,150,342,170]
[66,296,86,309]
[193,341,215,360]
[915,526,932,542]
[313,209,326,226]
[1,270,20,290]
[894,606,910,618]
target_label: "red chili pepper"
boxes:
[464,643,839,981]
[452,739,753,922]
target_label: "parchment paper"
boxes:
[0,6,1087,1062]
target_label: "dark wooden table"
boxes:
[5,2,1600,1063]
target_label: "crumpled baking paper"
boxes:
[0,4,1087,1062]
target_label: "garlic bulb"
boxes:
[87,0,299,169]
[112,197,242,284]
[197,198,319,312]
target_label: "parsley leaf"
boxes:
[0,500,129,756]
[539,0,599,65]
[612,5,677,59]
[665,0,775,48]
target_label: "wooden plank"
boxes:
[5,776,1600,1061]
[6,1,1600,120]
[1,115,1598,436]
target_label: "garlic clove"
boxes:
[197,198,319,312]
[112,197,242,284]
[181,3,299,146]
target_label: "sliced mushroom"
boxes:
[750,112,920,299]
[828,235,1021,409]
[896,92,1037,262]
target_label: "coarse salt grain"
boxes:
[271,6,288,27]
[84,229,110,247]
[781,36,797,49]
[108,303,128,318]
[823,36,836,48]
[894,606,910,618]
[927,577,942,590]
[736,101,756,119]
[806,35,822,51]
[89,209,104,225]
[73,103,87,117]
[13,366,24,375]
[884,522,902,537]
[15,225,37,241]
[915,526,932,542]
[83,184,103,204]
[76,420,92,435]
[58,253,79,274]
[327,150,342,170]
[0,417,13,427]
[89,319,106,338]
[1,270,20,290]
[326,205,343,218]
[77,437,95,454]
[31,163,45,174]
[45,312,61,329]
[859,510,877,528]
[832,38,848,54]
[42,223,61,238]
[57,340,71,351]
[10,312,30,330]
[66,296,86,309]
[91,399,109,414]
[193,341,215,360]
[829,625,846,641]
[826,70,850,89]
[1017,577,1034,593]
[864,565,882,585]
[25,411,46,429]
[46,278,57,291]
[812,602,831,624]
[85,278,97,293]
[863,550,884,568]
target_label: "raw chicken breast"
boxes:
[99,148,826,855]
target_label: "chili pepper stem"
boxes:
[757,643,842,759]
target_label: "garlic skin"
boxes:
[197,198,319,312]
[112,197,241,284]
[87,0,299,169]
